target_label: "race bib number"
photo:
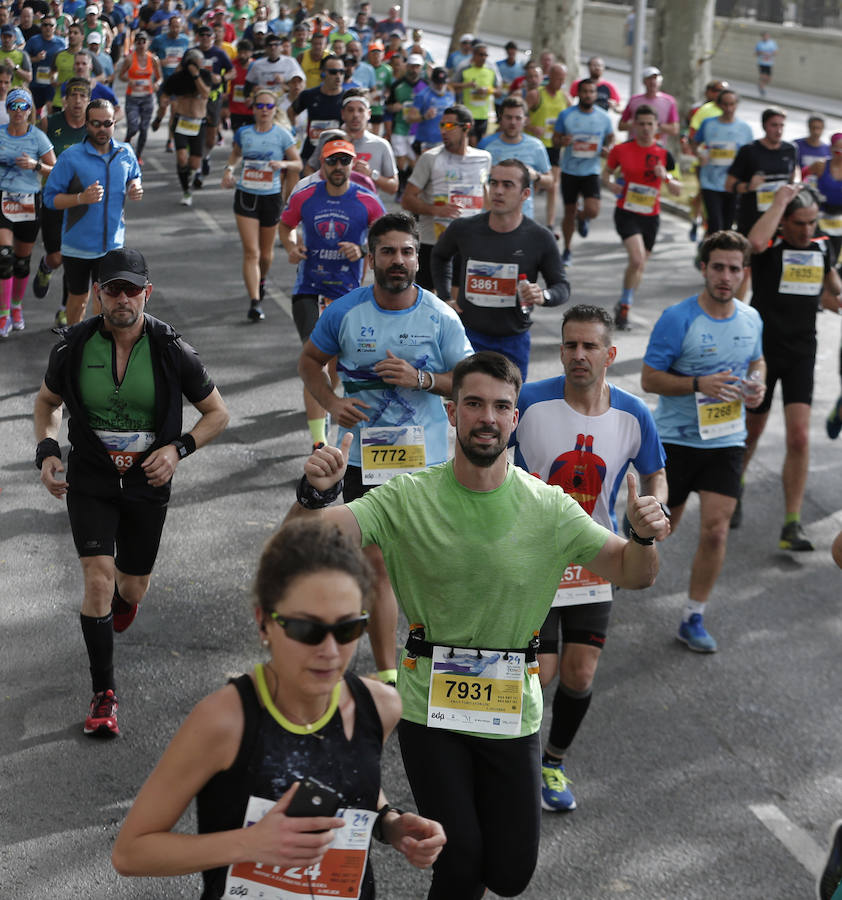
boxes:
[175,115,201,136]
[464,258,518,308]
[164,49,182,69]
[95,430,156,474]
[448,182,483,214]
[308,118,339,140]
[232,82,245,104]
[225,798,375,900]
[36,65,51,85]
[819,215,842,236]
[242,159,275,187]
[707,141,736,166]
[428,644,524,735]
[571,133,598,158]
[779,249,823,295]
[1,192,35,222]
[756,180,782,212]
[623,182,657,215]
[360,425,425,484]
[552,564,612,607]
[695,393,743,440]
[130,76,153,95]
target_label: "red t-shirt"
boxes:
[606,140,674,216]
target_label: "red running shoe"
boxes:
[112,589,139,633]
[84,690,119,736]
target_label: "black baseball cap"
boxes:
[431,66,447,84]
[99,248,149,287]
[196,24,213,35]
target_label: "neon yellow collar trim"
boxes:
[255,663,341,734]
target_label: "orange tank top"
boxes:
[126,52,155,96]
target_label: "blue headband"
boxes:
[6,88,32,108]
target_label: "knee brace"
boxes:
[0,245,14,280]
[13,254,30,278]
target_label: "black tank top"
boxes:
[196,670,383,899]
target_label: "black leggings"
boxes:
[398,719,542,899]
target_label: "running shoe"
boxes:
[826,396,842,440]
[151,116,161,131]
[11,306,24,330]
[541,758,576,811]
[192,174,203,190]
[613,301,631,331]
[576,216,589,238]
[561,249,571,265]
[729,494,742,530]
[166,138,174,153]
[677,613,717,652]
[180,191,192,207]
[247,301,265,322]
[54,308,67,327]
[779,520,814,552]
[112,589,139,633]
[83,689,119,736]
[689,222,698,242]
[818,819,842,900]
[201,157,210,176]
[0,315,11,338]
[33,256,53,298]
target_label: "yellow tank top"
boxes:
[529,85,568,148]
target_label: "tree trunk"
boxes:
[447,0,488,57]
[530,0,584,82]
[652,0,715,124]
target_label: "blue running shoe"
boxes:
[541,758,576,811]
[677,613,717,652]
[561,249,571,265]
[826,397,842,440]
[577,216,589,238]
[818,819,842,900]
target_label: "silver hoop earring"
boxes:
[261,638,270,648]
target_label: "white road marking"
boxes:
[193,207,224,236]
[750,802,825,875]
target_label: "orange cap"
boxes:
[321,139,357,159]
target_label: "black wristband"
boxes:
[372,804,405,844]
[692,376,699,393]
[180,432,197,455]
[35,437,61,470]
[296,473,343,509]
[627,525,655,546]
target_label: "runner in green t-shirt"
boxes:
[289,351,669,899]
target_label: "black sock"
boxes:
[177,166,190,191]
[547,683,592,756]
[80,612,115,694]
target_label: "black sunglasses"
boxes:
[100,280,146,297]
[325,153,353,166]
[269,611,369,645]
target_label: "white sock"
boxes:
[683,599,706,622]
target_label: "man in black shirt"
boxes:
[738,184,842,549]
[431,159,570,380]
[292,53,346,162]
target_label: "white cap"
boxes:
[86,30,101,43]
[253,20,268,32]
[642,66,661,79]
[85,4,98,14]
[459,33,474,43]
[407,53,424,66]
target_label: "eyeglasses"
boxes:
[324,68,343,75]
[269,611,369,645]
[324,154,352,166]
[254,101,275,109]
[100,280,146,297]
[440,121,465,130]
[8,101,31,111]
[42,21,55,26]
[88,119,114,128]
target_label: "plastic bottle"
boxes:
[517,273,531,313]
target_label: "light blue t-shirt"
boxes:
[477,131,550,219]
[413,86,455,146]
[695,117,754,192]
[0,125,53,194]
[643,295,764,449]
[755,38,778,64]
[496,58,524,86]
[234,123,295,194]
[309,284,474,467]
[555,105,614,176]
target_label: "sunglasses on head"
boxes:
[8,101,31,111]
[269,611,369,645]
[88,118,114,128]
[100,280,146,297]
[325,153,353,166]
[255,101,275,109]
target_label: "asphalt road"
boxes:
[2,50,842,900]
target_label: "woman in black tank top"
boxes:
[112,520,445,898]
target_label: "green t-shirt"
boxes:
[45,111,87,158]
[370,62,392,116]
[460,65,496,121]
[349,461,610,737]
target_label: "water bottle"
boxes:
[517,273,532,314]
